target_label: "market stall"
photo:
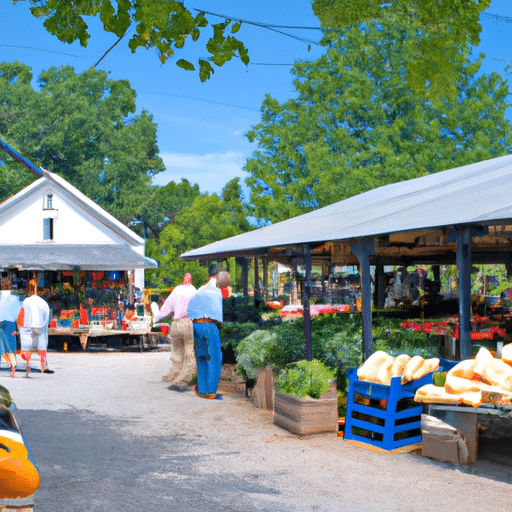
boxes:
[1,268,161,351]
[0,151,159,350]
[180,154,512,460]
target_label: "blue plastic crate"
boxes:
[344,359,458,451]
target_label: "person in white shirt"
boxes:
[187,269,231,399]
[16,281,50,375]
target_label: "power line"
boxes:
[137,90,260,112]
[193,9,324,46]
[194,8,329,31]
[250,62,294,66]
[482,12,512,24]
[0,44,89,59]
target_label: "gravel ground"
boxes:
[2,351,512,512]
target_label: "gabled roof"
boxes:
[181,154,512,262]
[0,168,144,246]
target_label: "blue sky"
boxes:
[2,1,512,196]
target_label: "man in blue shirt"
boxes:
[187,268,231,399]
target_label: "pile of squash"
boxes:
[357,351,440,386]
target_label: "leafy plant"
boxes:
[234,312,439,389]
[220,321,258,351]
[223,295,264,323]
[235,330,278,380]
[275,359,335,400]
[373,316,441,358]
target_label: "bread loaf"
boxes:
[412,358,440,381]
[502,343,512,365]
[376,356,394,385]
[357,351,392,383]
[474,347,512,392]
[401,355,424,383]
[415,384,483,408]
[390,354,411,378]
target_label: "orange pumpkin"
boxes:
[0,431,40,499]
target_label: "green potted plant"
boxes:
[235,329,278,410]
[273,359,338,435]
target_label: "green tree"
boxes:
[15,0,492,93]
[244,18,512,225]
[0,62,164,218]
[13,0,249,81]
[312,0,491,102]
[127,178,202,241]
[146,183,252,287]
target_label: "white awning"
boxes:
[0,244,158,271]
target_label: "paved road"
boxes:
[3,352,512,512]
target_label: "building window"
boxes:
[44,194,53,210]
[43,218,54,241]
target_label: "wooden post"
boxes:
[254,257,260,298]
[262,259,268,300]
[349,237,375,362]
[456,226,472,361]
[375,260,385,310]
[303,244,312,362]
[236,257,249,296]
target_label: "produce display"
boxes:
[279,304,351,318]
[357,350,440,385]
[415,346,512,407]
[400,315,507,341]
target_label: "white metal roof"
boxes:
[0,244,157,271]
[181,154,512,260]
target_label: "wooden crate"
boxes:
[273,381,338,435]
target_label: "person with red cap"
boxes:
[155,273,197,383]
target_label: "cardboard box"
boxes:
[422,432,461,464]
[421,414,469,465]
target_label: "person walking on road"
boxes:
[0,279,21,377]
[16,279,50,375]
[187,268,231,399]
[155,273,197,383]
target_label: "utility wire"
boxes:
[193,8,324,46]
[250,62,294,66]
[137,90,260,112]
[481,12,512,24]
[0,44,89,59]
[194,8,331,31]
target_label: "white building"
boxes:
[0,168,156,291]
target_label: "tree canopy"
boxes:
[0,62,164,219]
[129,178,202,240]
[13,0,249,81]
[146,178,251,287]
[313,0,491,102]
[244,17,512,225]
[14,0,493,95]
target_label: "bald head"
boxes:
[216,271,231,289]
[182,273,193,285]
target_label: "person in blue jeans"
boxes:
[187,268,231,399]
